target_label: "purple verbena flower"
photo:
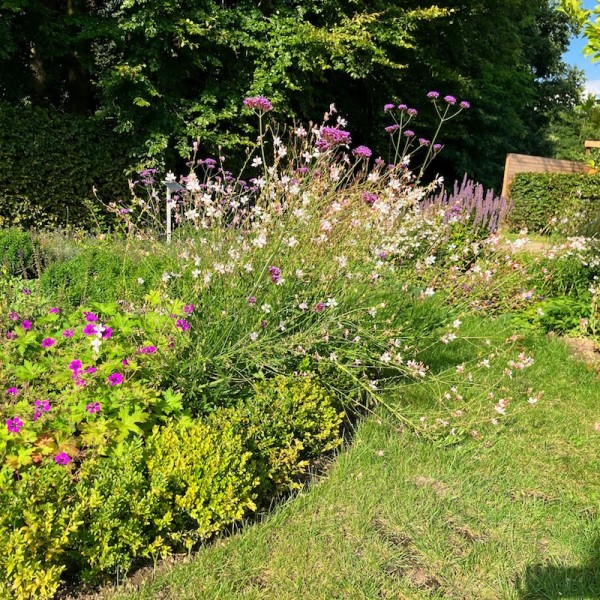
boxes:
[352,145,372,159]
[419,138,430,146]
[243,96,273,113]
[384,103,395,112]
[433,143,443,152]
[385,124,400,133]
[404,130,415,137]
[407,108,418,116]
[398,104,408,111]
[107,372,123,386]
[444,95,457,105]
[268,266,282,284]
[363,192,379,207]
[317,126,352,149]
[460,100,471,109]
[427,91,440,99]
[314,302,327,313]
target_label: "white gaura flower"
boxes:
[249,332,259,341]
[261,303,271,314]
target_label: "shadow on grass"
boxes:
[518,539,600,599]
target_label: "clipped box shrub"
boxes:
[236,374,344,495]
[507,172,600,234]
[0,103,131,230]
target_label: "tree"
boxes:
[559,0,600,61]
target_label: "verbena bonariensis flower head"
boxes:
[427,91,440,99]
[444,95,457,105]
[363,192,378,207]
[384,103,395,112]
[317,126,352,149]
[460,100,471,109]
[385,124,399,134]
[398,104,408,111]
[243,96,273,113]
[352,145,372,159]
[407,108,418,116]
[404,130,415,138]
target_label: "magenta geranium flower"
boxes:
[63,328,75,338]
[49,307,60,314]
[41,338,55,348]
[54,452,71,465]
[6,387,18,396]
[21,320,32,331]
[137,345,157,355]
[8,311,19,321]
[86,402,101,414]
[176,319,190,332]
[33,400,51,421]
[21,288,31,296]
[183,304,195,314]
[84,366,97,374]
[102,327,113,339]
[6,417,23,433]
[83,324,98,336]
[107,373,123,386]
[84,312,98,322]
[69,359,83,372]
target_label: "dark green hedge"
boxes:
[0,103,131,229]
[507,172,600,234]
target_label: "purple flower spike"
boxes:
[7,417,24,433]
[444,95,457,105]
[352,145,372,159]
[55,452,71,465]
[243,96,273,113]
[107,373,124,386]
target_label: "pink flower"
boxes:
[63,328,75,338]
[183,304,195,314]
[6,417,23,433]
[176,319,190,332]
[84,312,98,322]
[444,95,457,105]
[49,307,60,314]
[383,103,395,112]
[243,96,273,113]
[427,91,440,99]
[6,387,18,396]
[86,402,101,414]
[269,266,282,284]
[8,311,19,321]
[102,327,113,339]
[21,320,32,330]
[83,324,98,336]
[107,373,123,386]
[41,337,55,348]
[54,452,71,465]
[247,296,257,305]
[314,302,327,313]
[352,145,372,159]
[460,100,470,109]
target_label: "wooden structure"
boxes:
[501,153,592,199]
[585,140,600,155]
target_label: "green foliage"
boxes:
[237,375,344,495]
[39,245,176,308]
[0,103,130,229]
[0,228,36,278]
[507,172,600,233]
[511,295,591,335]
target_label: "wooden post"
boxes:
[585,140,600,156]
[501,154,513,199]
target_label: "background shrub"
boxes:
[0,103,131,229]
[0,228,36,277]
[507,172,600,234]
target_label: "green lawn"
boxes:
[109,318,600,599]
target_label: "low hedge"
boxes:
[507,172,600,234]
[0,103,131,230]
[0,373,342,599]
